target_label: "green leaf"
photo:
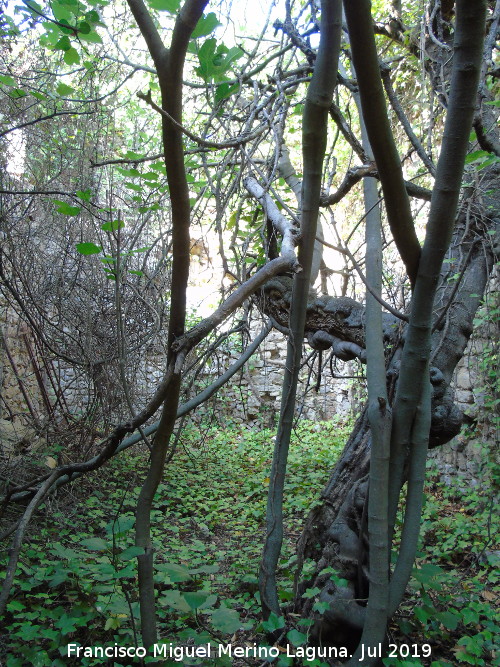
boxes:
[159,589,191,613]
[117,167,141,177]
[81,537,108,550]
[76,189,92,201]
[9,88,27,98]
[101,219,125,232]
[53,200,81,216]
[312,600,329,614]
[215,82,239,103]
[262,611,285,633]
[287,629,307,647]
[64,47,80,65]
[302,587,321,599]
[54,35,71,51]
[56,613,78,635]
[77,21,91,34]
[119,546,143,561]
[465,150,490,164]
[49,570,70,587]
[183,591,217,610]
[56,82,75,96]
[6,600,25,612]
[147,0,180,12]
[414,606,432,624]
[0,74,15,86]
[125,183,143,192]
[210,607,241,634]
[437,610,460,631]
[85,10,100,24]
[75,242,102,255]
[412,562,446,585]
[122,150,144,160]
[191,12,221,39]
[156,562,192,583]
[79,30,103,44]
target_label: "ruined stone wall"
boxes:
[428,267,499,483]
[191,328,364,428]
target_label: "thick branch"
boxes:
[343,0,421,285]
[125,0,168,69]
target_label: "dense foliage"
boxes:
[2,422,498,666]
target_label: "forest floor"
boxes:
[0,419,498,667]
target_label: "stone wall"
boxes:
[2,277,497,482]
[191,327,364,428]
[428,268,499,483]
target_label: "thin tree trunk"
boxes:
[260,0,342,620]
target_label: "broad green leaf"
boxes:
[159,589,191,613]
[0,74,15,86]
[122,150,144,160]
[7,600,25,612]
[106,514,135,536]
[23,1,44,18]
[76,189,92,201]
[148,0,180,12]
[301,586,321,599]
[49,571,70,587]
[9,88,27,98]
[56,613,78,635]
[81,537,108,551]
[117,167,141,177]
[101,219,125,232]
[287,629,307,646]
[156,562,192,583]
[104,617,121,631]
[56,82,75,96]
[79,30,103,44]
[210,607,241,634]
[412,562,445,584]
[262,611,285,633]
[77,21,91,34]
[76,242,101,255]
[85,10,100,23]
[183,591,217,610]
[191,12,221,39]
[52,0,74,22]
[54,36,71,51]
[414,606,432,624]
[437,610,460,631]
[53,200,81,216]
[465,150,490,164]
[119,546,143,561]
[196,38,217,80]
[64,48,80,66]
[215,82,239,103]
[191,564,219,574]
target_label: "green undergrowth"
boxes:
[1,420,498,667]
[386,459,499,667]
[0,420,345,667]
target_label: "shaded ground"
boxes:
[1,420,498,666]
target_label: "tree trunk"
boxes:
[295,165,499,650]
